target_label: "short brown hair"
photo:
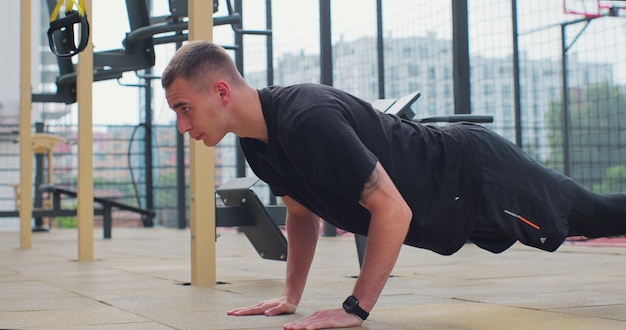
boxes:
[161,41,242,90]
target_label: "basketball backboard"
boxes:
[564,0,626,18]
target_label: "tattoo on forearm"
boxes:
[360,167,381,204]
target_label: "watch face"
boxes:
[343,296,358,312]
[342,295,369,320]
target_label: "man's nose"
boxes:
[177,115,191,134]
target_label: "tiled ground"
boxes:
[1,227,625,329]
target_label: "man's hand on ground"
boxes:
[227,296,297,316]
[283,308,363,330]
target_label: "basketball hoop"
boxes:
[599,0,626,17]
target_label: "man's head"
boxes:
[163,41,244,147]
[161,41,242,91]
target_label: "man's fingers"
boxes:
[265,302,296,316]
[283,308,362,330]
[264,307,282,316]
[227,303,266,316]
[228,299,297,317]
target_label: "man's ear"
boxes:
[214,81,230,103]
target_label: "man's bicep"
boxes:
[281,195,320,237]
[282,196,316,219]
[359,163,383,206]
[359,162,408,214]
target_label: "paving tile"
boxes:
[0,280,79,303]
[0,296,150,329]
[1,228,625,329]
[553,304,626,322]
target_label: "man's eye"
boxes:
[182,107,191,113]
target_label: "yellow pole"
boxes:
[76,0,94,261]
[188,0,216,286]
[19,0,33,249]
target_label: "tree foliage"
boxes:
[545,82,626,192]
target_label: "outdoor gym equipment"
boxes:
[47,0,90,58]
[36,0,239,104]
[0,132,155,238]
[216,177,287,261]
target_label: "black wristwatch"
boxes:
[342,295,369,320]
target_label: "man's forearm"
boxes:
[282,212,320,304]
[351,210,410,312]
[352,161,413,313]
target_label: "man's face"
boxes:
[165,78,229,147]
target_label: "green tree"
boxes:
[156,170,189,228]
[546,82,626,192]
[593,165,626,194]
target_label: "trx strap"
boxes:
[47,0,90,58]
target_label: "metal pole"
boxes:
[19,0,33,249]
[176,123,186,229]
[188,0,216,286]
[173,17,187,229]
[266,0,274,87]
[558,17,592,177]
[266,0,278,205]
[33,122,46,231]
[376,0,385,99]
[235,0,247,179]
[511,0,522,147]
[76,0,95,261]
[320,0,333,87]
[319,0,336,237]
[144,68,154,227]
[452,0,471,114]
[561,24,571,176]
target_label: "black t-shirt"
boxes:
[240,84,481,255]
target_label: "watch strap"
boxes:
[343,295,369,320]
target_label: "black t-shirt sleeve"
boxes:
[269,185,285,197]
[279,107,378,203]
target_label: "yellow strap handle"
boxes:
[50,0,86,22]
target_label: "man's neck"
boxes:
[233,86,268,143]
